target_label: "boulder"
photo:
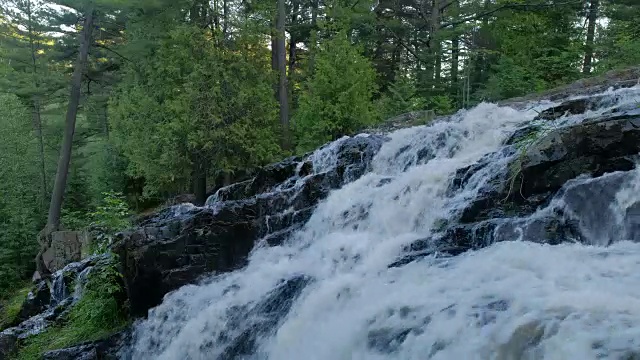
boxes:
[42,231,83,273]
[15,280,50,324]
[114,135,384,316]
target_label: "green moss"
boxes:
[12,321,129,360]
[0,282,31,330]
[11,256,129,360]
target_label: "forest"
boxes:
[0,0,639,295]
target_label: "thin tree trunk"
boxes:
[450,1,460,105]
[45,9,94,232]
[213,0,220,36]
[276,0,290,150]
[222,0,229,40]
[192,153,207,206]
[289,1,299,110]
[583,0,599,75]
[431,0,441,86]
[309,0,318,74]
[37,8,95,276]
[271,24,278,99]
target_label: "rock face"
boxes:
[113,135,385,316]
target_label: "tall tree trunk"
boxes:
[450,1,460,105]
[37,8,95,276]
[309,0,318,74]
[192,153,207,206]
[431,0,441,87]
[583,0,599,75]
[276,0,290,150]
[289,1,299,109]
[213,0,220,36]
[271,23,278,98]
[222,0,229,40]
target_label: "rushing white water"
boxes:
[127,87,640,360]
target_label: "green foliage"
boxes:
[0,283,32,330]
[0,94,41,293]
[424,95,455,116]
[595,0,640,71]
[477,4,582,101]
[376,76,427,120]
[480,57,548,100]
[88,192,131,254]
[89,192,131,233]
[12,257,129,360]
[295,31,379,152]
[111,24,281,198]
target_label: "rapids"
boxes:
[125,86,640,360]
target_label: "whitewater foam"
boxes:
[126,86,640,360]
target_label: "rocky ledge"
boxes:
[113,135,384,316]
[393,90,640,266]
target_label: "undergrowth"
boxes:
[0,282,31,330]
[11,256,129,360]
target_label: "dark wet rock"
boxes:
[625,203,640,241]
[114,207,257,316]
[401,168,640,266]
[216,275,311,359]
[459,114,640,225]
[14,281,50,325]
[42,329,131,360]
[0,333,17,360]
[212,156,304,203]
[535,98,594,121]
[515,116,640,198]
[114,136,384,317]
[500,66,640,108]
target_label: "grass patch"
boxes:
[0,282,31,330]
[12,320,129,360]
[11,256,129,360]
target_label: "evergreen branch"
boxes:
[443,0,584,28]
[92,43,132,64]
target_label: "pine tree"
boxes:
[295,30,379,152]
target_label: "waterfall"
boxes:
[125,87,640,360]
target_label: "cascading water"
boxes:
[125,86,640,359]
